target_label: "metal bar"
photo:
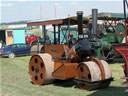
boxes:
[68,16,71,43]
[77,11,83,40]
[61,28,67,44]
[58,25,60,44]
[125,0,128,8]
[92,9,98,39]
[42,25,46,45]
[123,0,128,44]
[37,41,39,54]
[53,25,56,44]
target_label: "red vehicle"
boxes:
[25,34,37,43]
[25,33,44,46]
[25,34,38,46]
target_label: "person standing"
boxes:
[0,40,3,48]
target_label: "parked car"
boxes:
[0,43,31,58]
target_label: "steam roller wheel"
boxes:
[76,57,112,90]
[29,53,54,85]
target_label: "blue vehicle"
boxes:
[0,43,31,58]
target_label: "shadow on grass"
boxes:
[53,79,77,87]
[87,86,127,96]
[53,80,127,96]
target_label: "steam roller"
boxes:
[29,44,112,90]
[29,9,113,90]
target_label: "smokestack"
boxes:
[77,11,83,40]
[92,9,98,39]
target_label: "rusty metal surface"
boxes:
[89,57,105,80]
[67,46,79,60]
[54,61,63,71]
[76,61,95,90]
[27,19,64,26]
[52,62,78,80]
[114,46,128,80]
[29,53,54,85]
[75,59,112,90]
[100,60,112,79]
[44,45,69,60]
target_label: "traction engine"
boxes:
[113,0,128,92]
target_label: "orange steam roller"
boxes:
[28,9,113,90]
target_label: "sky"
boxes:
[0,0,125,23]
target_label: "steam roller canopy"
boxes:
[29,53,54,85]
[115,24,125,43]
[75,57,113,90]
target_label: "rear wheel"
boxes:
[8,52,15,58]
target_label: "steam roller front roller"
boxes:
[29,53,54,85]
[75,57,113,90]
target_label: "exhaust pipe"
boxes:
[92,9,98,40]
[77,11,83,40]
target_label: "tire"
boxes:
[8,52,15,58]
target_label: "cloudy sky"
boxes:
[0,0,125,23]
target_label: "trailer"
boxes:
[0,28,26,46]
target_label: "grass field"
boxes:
[0,56,127,96]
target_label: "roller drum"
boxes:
[76,58,112,90]
[29,53,54,85]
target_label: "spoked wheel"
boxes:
[76,57,112,90]
[100,49,117,62]
[29,53,54,85]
